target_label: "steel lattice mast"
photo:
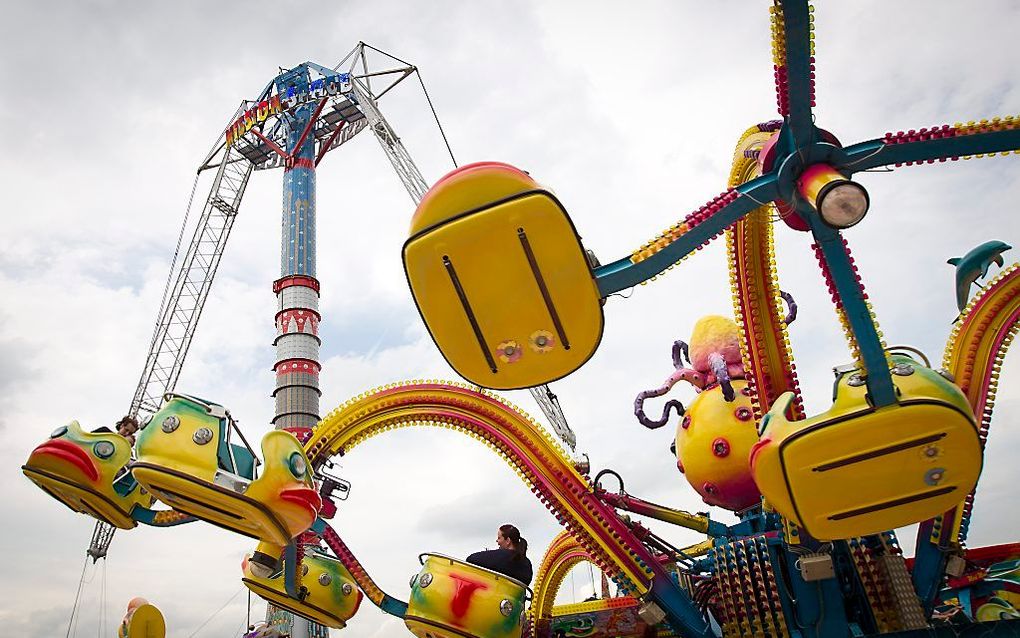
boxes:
[132,136,255,416]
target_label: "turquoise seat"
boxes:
[112,469,140,497]
[210,419,257,480]
[231,444,256,480]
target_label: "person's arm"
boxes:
[466,549,501,571]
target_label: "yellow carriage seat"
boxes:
[750,355,982,540]
[131,394,320,545]
[22,420,152,529]
[242,542,363,629]
[403,162,604,390]
[406,553,530,638]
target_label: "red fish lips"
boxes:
[32,439,101,483]
[279,486,323,518]
[748,435,773,468]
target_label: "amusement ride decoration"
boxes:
[22,2,1020,638]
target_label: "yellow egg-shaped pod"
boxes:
[132,394,320,544]
[404,163,603,390]
[674,381,761,511]
[120,603,166,638]
[410,162,540,236]
[751,356,982,540]
[242,546,363,629]
[22,420,151,529]
[406,554,529,638]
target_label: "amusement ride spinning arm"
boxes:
[302,382,714,638]
[594,0,1020,413]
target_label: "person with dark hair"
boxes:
[116,415,139,445]
[466,524,533,584]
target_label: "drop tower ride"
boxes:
[271,66,323,440]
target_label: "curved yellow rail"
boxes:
[725,124,804,420]
[304,382,658,596]
[942,263,1020,541]
[530,531,609,623]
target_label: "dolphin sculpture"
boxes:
[949,240,1012,311]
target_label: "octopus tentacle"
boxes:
[779,290,798,325]
[672,340,690,368]
[634,380,687,429]
[709,353,736,402]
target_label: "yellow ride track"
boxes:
[531,532,616,623]
[532,531,684,637]
[725,124,805,421]
[304,382,662,602]
[942,263,1020,542]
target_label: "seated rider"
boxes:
[116,415,140,446]
[466,524,533,585]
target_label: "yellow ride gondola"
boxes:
[403,162,604,390]
[22,420,152,529]
[406,553,530,638]
[241,542,363,629]
[131,393,320,545]
[750,354,983,540]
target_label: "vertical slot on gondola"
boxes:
[517,228,571,350]
[442,256,498,373]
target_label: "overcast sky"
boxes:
[2,2,1019,637]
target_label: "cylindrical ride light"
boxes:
[797,164,870,229]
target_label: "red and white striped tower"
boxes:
[272,274,321,439]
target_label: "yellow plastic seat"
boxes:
[22,421,152,529]
[403,162,604,390]
[242,544,363,629]
[750,356,982,540]
[131,394,320,545]
[406,553,530,638]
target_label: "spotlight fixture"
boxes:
[798,164,870,229]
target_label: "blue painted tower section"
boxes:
[272,66,323,436]
[281,105,317,277]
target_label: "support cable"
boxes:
[97,559,107,638]
[187,586,245,637]
[84,170,203,566]
[416,70,458,168]
[361,42,414,67]
[65,555,89,638]
[148,172,202,383]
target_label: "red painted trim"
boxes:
[273,275,320,294]
[274,308,322,322]
[286,157,315,171]
[293,97,329,155]
[250,128,289,159]
[274,358,321,376]
[315,121,347,167]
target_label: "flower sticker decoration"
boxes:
[496,340,522,363]
[919,444,944,463]
[529,330,555,353]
